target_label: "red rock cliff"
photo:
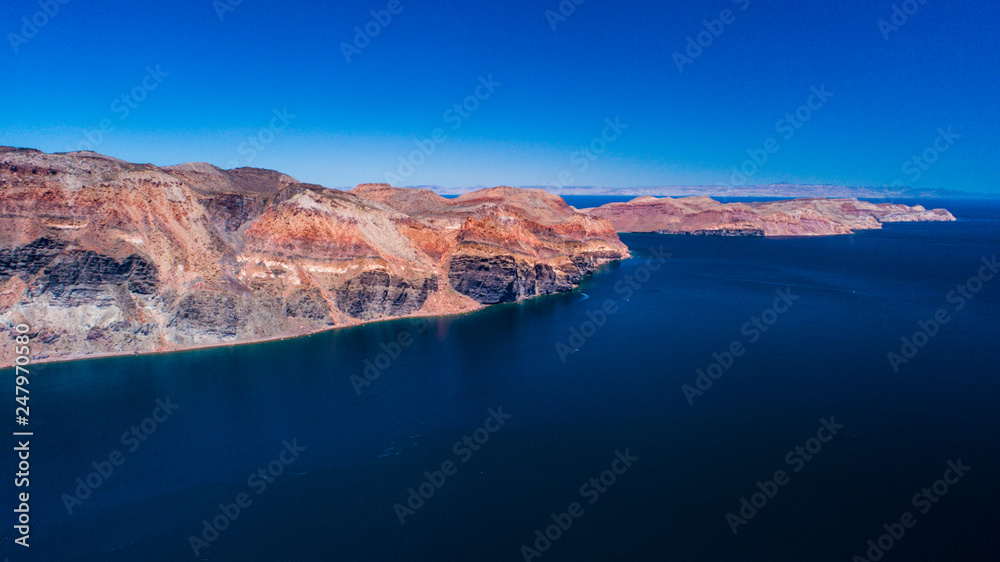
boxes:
[0,149,628,364]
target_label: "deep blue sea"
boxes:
[3,198,999,561]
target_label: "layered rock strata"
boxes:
[0,148,628,363]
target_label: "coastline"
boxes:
[5,266,620,369]
[3,216,964,369]
[4,302,489,370]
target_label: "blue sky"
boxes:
[2,0,998,193]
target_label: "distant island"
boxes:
[0,147,956,364]
[581,196,955,236]
[425,184,981,199]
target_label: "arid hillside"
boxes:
[0,148,628,364]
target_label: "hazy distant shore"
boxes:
[424,184,992,199]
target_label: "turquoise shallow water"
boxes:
[3,199,999,561]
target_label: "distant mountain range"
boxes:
[423,184,989,199]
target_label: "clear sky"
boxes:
[2,0,998,193]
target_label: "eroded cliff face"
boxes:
[357,185,628,305]
[583,196,955,236]
[0,148,628,364]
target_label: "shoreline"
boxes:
[4,273,612,370]
[3,303,489,371]
[1,218,964,370]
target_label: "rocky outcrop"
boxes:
[440,188,627,304]
[583,196,955,236]
[0,238,67,278]
[335,272,438,320]
[353,184,629,305]
[448,254,566,305]
[0,149,628,364]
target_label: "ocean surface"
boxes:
[3,198,999,561]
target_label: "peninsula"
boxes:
[0,148,956,363]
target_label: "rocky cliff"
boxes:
[0,148,628,364]
[583,196,955,236]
